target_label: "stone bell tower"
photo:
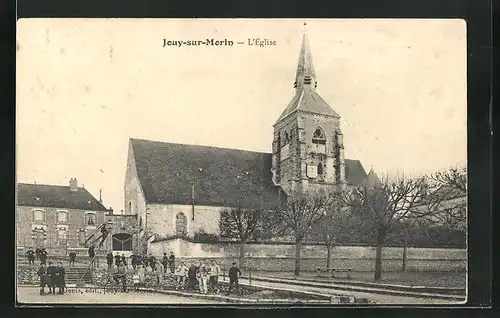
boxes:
[271,23,346,197]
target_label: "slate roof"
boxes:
[362,169,382,186]
[275,90,340,124]
[17,183,109,212]
[345,159,368,185]
[130,138,368,207]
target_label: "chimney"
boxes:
[69,178,78,192]
[108,208,113,215]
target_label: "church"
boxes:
[124,27,378,248]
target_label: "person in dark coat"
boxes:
[98,221,112,248]
[168,252,175,273]
[130,253,138,270]
[106,252,114,268]
[39,249,48,266]
[226,262,242,295]
[114,253,121,267]
[88,245,96,267]
[162,253,169,270]
[26,247,35,265]
[187,263,199,290]
[35,247,41,260]
[55,261,66,294]
[69,251,76,267]
[47,261,57,294]
[117,261,128,292]
[149,254,156,271]
[37,263,49,295]
[120,253,127,265]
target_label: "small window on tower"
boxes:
[312,128,326,145]
[304,76,312,84]
[317,163,324,175]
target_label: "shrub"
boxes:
[193,231,219,243]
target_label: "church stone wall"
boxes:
[149,238,466,272]
[147,204,222,239]
[272,110,346,197]
[124,141,147,241]
[272,113,300,194]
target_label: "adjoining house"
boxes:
[17,178,141,257]
[16,178,109,255]
[123,26,380,253]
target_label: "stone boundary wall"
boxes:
[150,239,467,272]
[17,266,39,285]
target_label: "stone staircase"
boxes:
[66,267,94,286]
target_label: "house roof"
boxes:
[131,138,368,207]
[17,183,109,212]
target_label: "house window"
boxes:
[57,228,68,245]
[85,212,97,226]
[175,212,187,236]
[312,128,326,145]
[32,209,45,225]
[57,210,68,224]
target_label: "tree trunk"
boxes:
[374,239,383,281]
[294,239,301,277]
[239,241,246,270]
[326,242,332,269]
[402,226,408,272]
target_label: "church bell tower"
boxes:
[271,23,346,197]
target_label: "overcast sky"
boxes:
[16,19,466,212]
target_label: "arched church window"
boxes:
[312,128,326,145]
[128,202,132,214]
[176,212,187,236]
[317,163,324,175]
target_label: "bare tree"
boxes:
[420,167,467,231]
[219,207,268,269]
[274,195,331,276]
[341,177,429,281]
[431,167,467,193]
[309,195,354,269]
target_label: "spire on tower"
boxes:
[294,22,317,90]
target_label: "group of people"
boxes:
[26,247,48,266]
[36,261,66,295]
[29,246,243,296]
[103,252,242,296]
[172,259,242,295]
[105,251,176,272]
